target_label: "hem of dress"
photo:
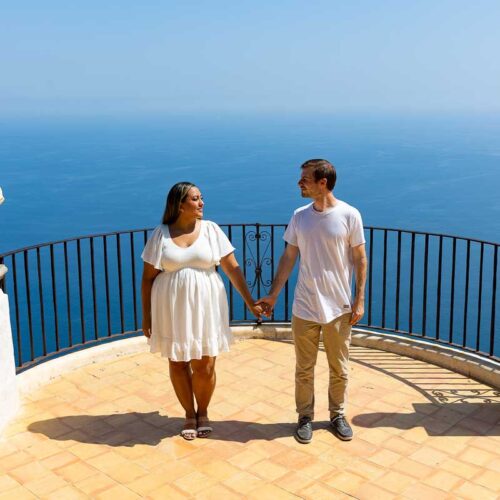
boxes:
[148,333,234,362]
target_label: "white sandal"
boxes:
[197,416,213,438]
[180,418,197,440]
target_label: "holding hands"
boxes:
[255,294,277,318]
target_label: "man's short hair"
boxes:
[301,159,337,191]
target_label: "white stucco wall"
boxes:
[0,291,19,436]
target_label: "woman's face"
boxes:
[180,187,204,219]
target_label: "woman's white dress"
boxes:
[141,220,234,361]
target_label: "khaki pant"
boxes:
[292,313,352,420]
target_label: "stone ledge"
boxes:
[352,329,500,390]
[232,324,500,389]
[16,325,500,397]
[17,336,149,395]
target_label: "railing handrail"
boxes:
[1,224,498,259]
[1,223,498,371]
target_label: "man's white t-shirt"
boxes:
[284,200,365,324]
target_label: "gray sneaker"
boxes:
[294,416,313,444]
[330,415,353,441]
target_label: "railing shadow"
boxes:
[349,345,500,436]
[352,403,500,436]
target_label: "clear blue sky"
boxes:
[1,0,499,116]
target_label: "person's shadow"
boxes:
[28,411,298,446]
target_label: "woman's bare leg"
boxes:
[168,360,196,419]
[190,356,216,418]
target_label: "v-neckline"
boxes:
[165,221,203,249]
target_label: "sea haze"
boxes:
[1,112,499,253]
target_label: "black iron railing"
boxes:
[0,224,498,372]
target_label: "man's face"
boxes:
[298,167,323,198]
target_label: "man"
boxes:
[257,159,367,444]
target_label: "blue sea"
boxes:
[1,113,499,366]
[1,113,499,253]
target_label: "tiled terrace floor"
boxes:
[0,338,499,499]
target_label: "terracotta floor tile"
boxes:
[472,469,500,493]
[273,471,315,495]
[8,461,51,484]
[298,481,341,499]
[95,484,140,500]
[173,470,216,495]
[345,458,386,480]
[0,451,33,471]
[423,470,464,491]
[439,457,481,479]
[453,480,499,500]
[298,459,340,480]
[23,472,69,496]
[0,473,21,492]
[0,486,37,500]
[392,457,434,479]
[402,482,449,500]
[223,470,263,494]
[486,457,500,473]
[228,448,266,469]
[458,446,497,467]
[147,483,188,499]
[86,450,128,472]
[247,459,289,481]
[67,442,106,461]
[73,473,118,496]
[40,450,79,470]
[150,460,196,480]
[195,483,244,499]
[100,462,148,484]
[44,484,88,499]
[125,472,173,496]
[321,470,365,495]
[469,436,500,455]
[367,449,402,467]
[54,461,97,483]
[373,470,416,493]
[2,340,500,500]
[355,482,396,500]
[409,446,449,467]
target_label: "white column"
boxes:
[0,289,19,436]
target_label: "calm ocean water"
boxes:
[1,113,499,364]
[1,113,499,253]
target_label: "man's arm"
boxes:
[350,243,367,325]
[256,243,299,316]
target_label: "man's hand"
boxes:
[350,298,364,325]
[255,295,277,318]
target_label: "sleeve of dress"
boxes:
[141,226,164,270]
[206,221,235,265]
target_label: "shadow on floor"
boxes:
[352,402,500,436]
[28,411,301,446]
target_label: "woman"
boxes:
[141,182,261,440]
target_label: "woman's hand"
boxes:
[142,318,152,338]
[247,302,263,320]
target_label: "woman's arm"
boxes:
[141,262,161,337]
[219,252,262,319]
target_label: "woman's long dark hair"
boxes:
[162,182,196,225]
